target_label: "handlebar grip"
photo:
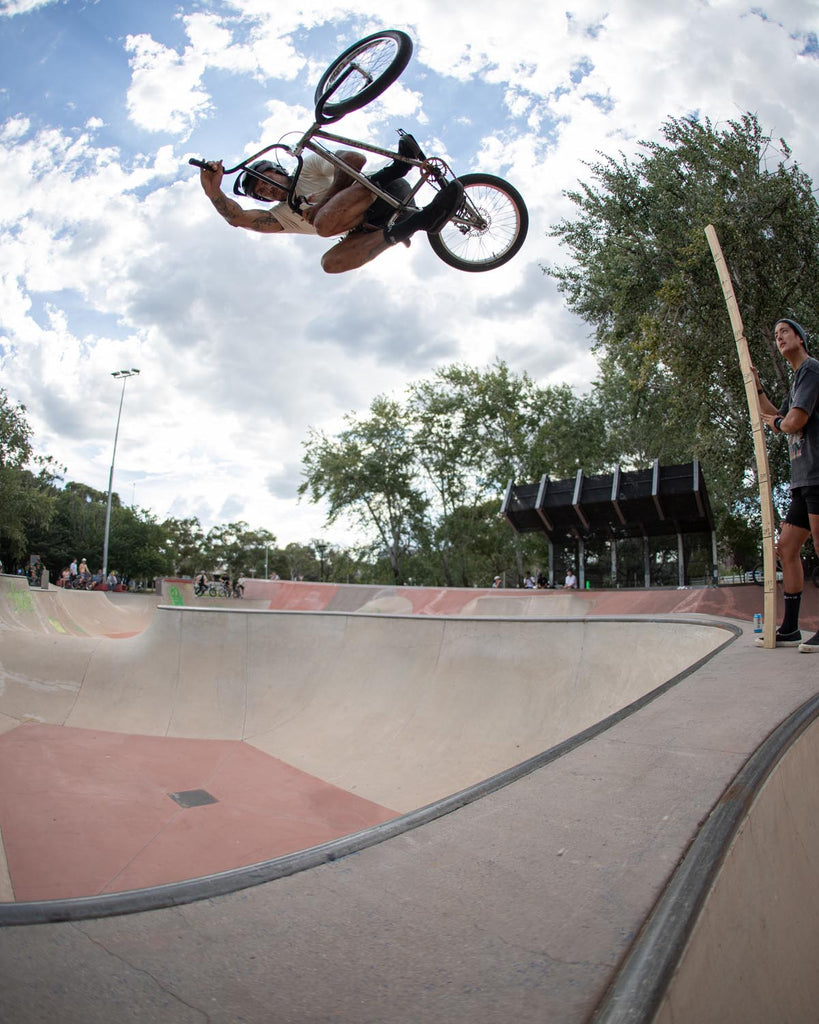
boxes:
[188,158,208,168]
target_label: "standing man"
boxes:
[754,318,819,651]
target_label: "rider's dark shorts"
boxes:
[784,485,819,529]
[361,178,417,229]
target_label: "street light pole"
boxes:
[102,368,140,581]
[315,540,327,582]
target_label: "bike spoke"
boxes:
[439,185,521,264]
[324,40,399,103]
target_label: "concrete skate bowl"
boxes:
[0,574,737,922]
[595,692,819,1024]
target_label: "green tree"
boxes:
[201,522,278,581]
[408,362,605,584]
[407,371,487,585]
[546,112,819,531]
[299,396,429,583]
[105,507,167,582]
[0,388,57,565]
[158,517,206,577]
[280,541,319,581]
[39,482,109,573]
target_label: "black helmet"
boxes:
[234,159,290,202]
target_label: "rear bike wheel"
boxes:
[752,560,784,585]
[427,173,528,271]
[314,30,412,123]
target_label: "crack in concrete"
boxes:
[70,921,213,1023]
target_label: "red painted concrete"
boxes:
[0,723,396,901]
[238,578,819,630]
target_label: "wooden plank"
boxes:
[705,225,777,647]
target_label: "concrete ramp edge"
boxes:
[591,688,819,1024]
[0,616,739,927]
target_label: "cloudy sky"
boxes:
[1,0,817,549]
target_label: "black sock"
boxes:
[781,591,802,634]
[384,212,419,245]
[369,162,407,186]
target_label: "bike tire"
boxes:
[427,173,528,272]
[314,30,412,123]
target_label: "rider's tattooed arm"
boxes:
[200,160,283,233]
[209,193,284,233]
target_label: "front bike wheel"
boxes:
[314,30,412,123]
[428,173,528,272]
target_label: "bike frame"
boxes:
[220,122,483,231]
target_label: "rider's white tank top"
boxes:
[270,154,335,234]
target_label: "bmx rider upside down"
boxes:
[198,141,464,274]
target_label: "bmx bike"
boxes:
[751,556,819,587]
[190,30,528,272]
[195,578,244,598]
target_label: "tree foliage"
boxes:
[0,389,58,561]
[299,363,594,586]
[545,113,819,538]
[299,396,430,583]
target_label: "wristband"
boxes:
[757,388,764,395]
[774,416,784,432]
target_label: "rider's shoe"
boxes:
[397,132,425,162]
[385,180,464,244]
[369,133,425,186]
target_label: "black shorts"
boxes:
[362,178,417,229]
[784,485,819,529]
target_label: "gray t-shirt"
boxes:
[778,356,819,488]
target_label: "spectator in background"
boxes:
[564,569,578,589]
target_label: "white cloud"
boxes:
[0,0,58,15]
[1,0,818,546]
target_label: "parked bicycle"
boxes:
[190,30,528,272]
[752,556,819,587]
[195,578,229,597]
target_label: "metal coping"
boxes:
[591,688,819,1023]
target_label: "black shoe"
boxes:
[798,630,819,652]
[421,180,464,234]
[397,132,425,162]
[369,134,425,186]
[754,628,802,648]
[389,180,464,243]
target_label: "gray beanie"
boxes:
[775,318,809,352]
